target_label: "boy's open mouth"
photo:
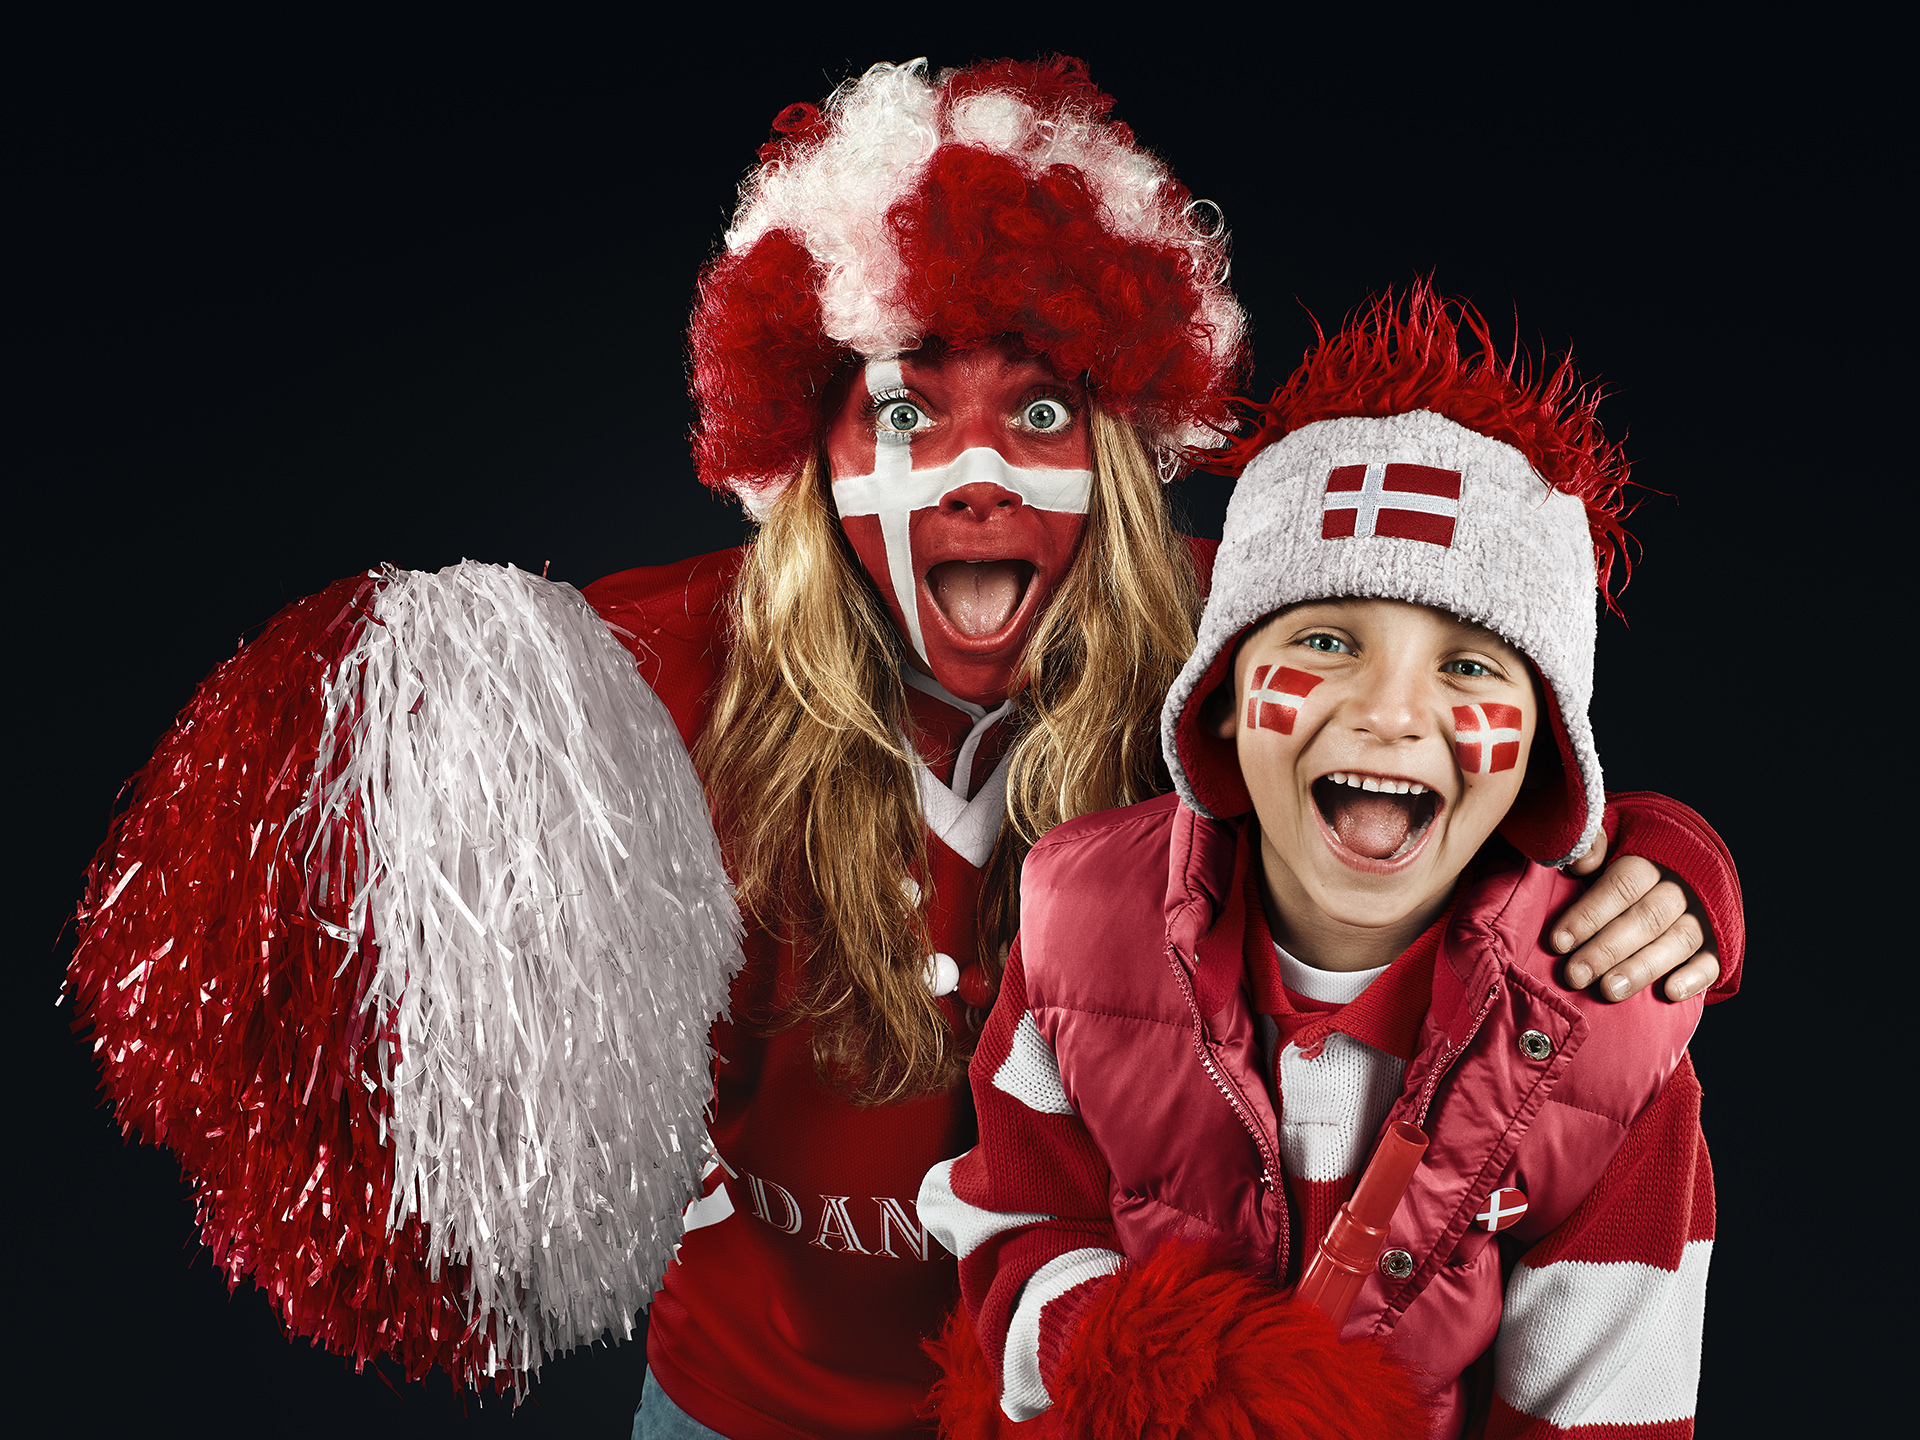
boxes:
[926,559,1036,638]
[1313,772,1440,862]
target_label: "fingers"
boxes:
[1661,951,1721,1003]
[1552,854,1663,960]
[1568,909,1705,999]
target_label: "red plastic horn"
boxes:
[1294,1121,1429,1323]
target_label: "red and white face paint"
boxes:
[825,342,1093,706]
[1453,703,1525,774]
[1245,664,1323,734]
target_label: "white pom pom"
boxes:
[924,952,960,998]
[305,560,742,1377]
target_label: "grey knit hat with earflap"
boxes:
[1162,408,1603,867]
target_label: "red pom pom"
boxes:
[957,963,996,1009]
[1047,1244,1428,1440]
[68,574,523,1392]
[923,1302,1055,1439]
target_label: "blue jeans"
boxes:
[630,1366,730,1440]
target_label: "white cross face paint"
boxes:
[825,344,1094,706]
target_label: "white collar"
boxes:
[1274,943,1388,1005]
[900,666,1013,868]
[900,666,1012,800]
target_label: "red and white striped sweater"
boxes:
[921,797,1716,1439]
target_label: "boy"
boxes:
[920,288,1718,1439]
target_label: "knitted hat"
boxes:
[1163,411,1599,865]
[1162,287,1636,868]
[687,57,1247,515]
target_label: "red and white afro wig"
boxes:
[689,56,1248,514]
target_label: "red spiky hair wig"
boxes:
[688,56,1247,514]
[1215,280,1638,614]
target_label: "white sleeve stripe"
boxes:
[991,1010,1076,1115]
[679,1181,735,1232]
[1496,1238,1712,1426]
[915,1157,1052,1261]
[1001,1247,1125,1422]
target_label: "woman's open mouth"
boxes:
[924,559,1037,641]
[1312,771,1441,867]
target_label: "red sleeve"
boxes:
[581,546,744,752]
[1486,1054,1714,1439]
[920,938,1126,1418]
[1600,792,1744,998]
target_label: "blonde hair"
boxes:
[696,408,1199,1103]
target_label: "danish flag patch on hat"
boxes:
[1322,462,1462,546]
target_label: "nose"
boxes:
[1349,658,1428,746]
[941,481,1023,521]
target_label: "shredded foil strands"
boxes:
[69,563,743,1394]
[310,561,743,1380]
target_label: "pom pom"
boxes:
[69,562,744,1393]
[924,1303,1052,1440]
[70,571,471,1380]
[1046,1244,1428,1439]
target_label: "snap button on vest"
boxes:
[1380,1248,1414,1280]
[1518,1029,1553,1061]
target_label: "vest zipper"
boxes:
[1413,981,1502,1128]
[1167,944,1280,1191]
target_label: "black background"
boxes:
[17,11,1894,1436]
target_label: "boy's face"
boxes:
[1216,598,1538,964]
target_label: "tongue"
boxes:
[929,560,1027,637]
[1332,793,1414,859]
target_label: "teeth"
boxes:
[1323,773,1430,795]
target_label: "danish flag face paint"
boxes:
[826,343,1092,706]
[1453,703,1526,774]
[1245,665,1323,734]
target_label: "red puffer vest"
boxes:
[1019,792,1702,1433]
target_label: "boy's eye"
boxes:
[1444,659,1496,678]
[1020,398,1072,433]
[1301,634,1350,654]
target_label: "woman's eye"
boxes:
[880,401,926,433]
[1302,634,1350,654]
[1021,398,1071,432]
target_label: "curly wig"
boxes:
[689,56,1247,512]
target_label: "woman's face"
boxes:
[824,339,1092,706]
